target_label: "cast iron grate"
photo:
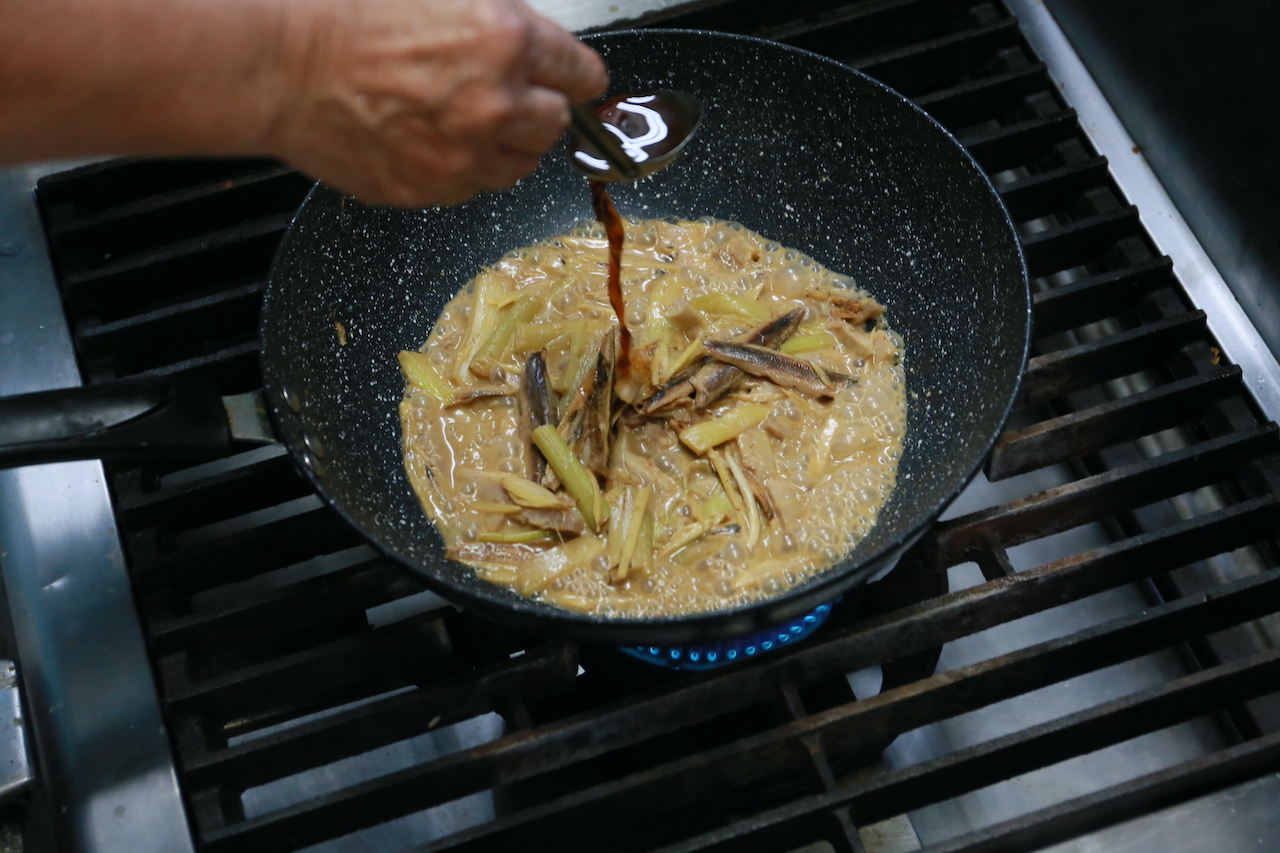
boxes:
[33,1,1280,851]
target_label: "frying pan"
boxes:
[0,30,1029,645]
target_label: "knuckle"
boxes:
[454,90,518,134]
[474,0,534,61]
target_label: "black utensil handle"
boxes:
[0,376,233,470]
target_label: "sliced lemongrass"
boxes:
[470,292,541,374]
[778,329,834,354]
[679,402,771,455]
[613,487,651,582]
[397,351,450,402]
[476,529,557,544]
[657,518,717,559]
[724,450,761,548]
[689,293,772,322]
[663,339,704,383]
[500,474,566,509]
[532,424,607,533]
[454,271,504,382]
[701,488,734,523]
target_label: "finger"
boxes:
[494,86,570,155]
[475,148,543,191]
[523,14,608,104]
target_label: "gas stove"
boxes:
[2,1,1280,852]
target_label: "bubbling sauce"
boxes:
[399,217,907,617]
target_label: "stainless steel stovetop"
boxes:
[2,2,1279,851]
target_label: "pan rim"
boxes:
[261,27,1032,642]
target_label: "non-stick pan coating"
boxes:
[261,30,1030,645]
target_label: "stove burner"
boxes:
[619,601,837,670]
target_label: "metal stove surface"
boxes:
[2,1,1280,852]
[195,464,1257,853]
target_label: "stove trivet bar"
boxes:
[1008,0,1280,423]
[0,660,33,801]
[0,164,196,852]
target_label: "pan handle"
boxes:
[0,376,234,470]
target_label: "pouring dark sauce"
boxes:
[573,93,701,379]
[589,180,630,376]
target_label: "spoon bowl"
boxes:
[569,90,703,182]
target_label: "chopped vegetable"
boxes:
[664,339,704,381]
[707,448,747,528]
[532,424,608,533]
[690,293,772,322]
[477,530,557,544]
[471,293,542,375]
[501,475,567,509]
[516,534,605,595]
[778,329,834,354]
[658,518,717,558]
[515,319,607,352]
[678,402,772,455]
[650,340,668,387]
[557,337,601,422]
[701,489,734,522]
[724,451,761,547]
[454,271,505,382]
[606,488,632,569]
[398,351,450,402]
[731,557,790,591]
[613,487,651,582]
[637,503,655,577]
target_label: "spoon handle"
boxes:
[570,104,641,180]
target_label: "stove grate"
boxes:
[33,0,1280,851]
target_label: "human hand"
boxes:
[265,0,608,206]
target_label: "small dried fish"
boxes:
[550,332,615,480]
[519,351,554,481]
[703,341,854,398]
[636,308,805,414]
[448,384,517,407]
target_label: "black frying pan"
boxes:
[0,30,1029,645]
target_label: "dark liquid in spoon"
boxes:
[571,92,694,180]
[589,180,630,376]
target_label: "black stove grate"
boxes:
[34,1,1280,851]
